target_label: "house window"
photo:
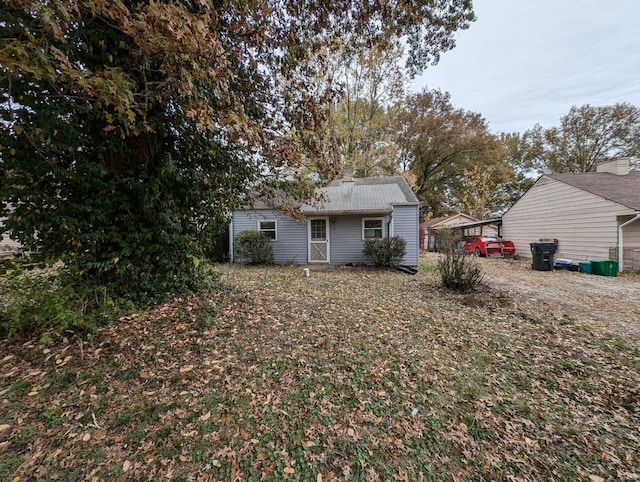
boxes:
[258,220,277,240]
[310,219,327,241]
[362,218,383,239]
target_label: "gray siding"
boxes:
[232,209,308,264]
[233,207,419,266]
[392,205,420,266]
[329,215,390,265]
[502,176,636,262]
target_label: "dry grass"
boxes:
[1,256,639,481]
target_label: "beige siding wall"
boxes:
[1,220,22,256]
[621,217,640,245]
[470,225,499,237]
[618,219,640,270]
[502,176,636,262]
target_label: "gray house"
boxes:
[231,174,420,267]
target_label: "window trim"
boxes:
[257,219,278,241]
[362,217,384,240]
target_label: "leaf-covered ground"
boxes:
[1,257,639,481]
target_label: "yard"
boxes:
[1,254,639,481]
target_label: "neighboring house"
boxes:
[231,174,420,267]
[502,157,640,271]
[421,213,499,251]
[0,206,22,258]
[0,228,22,258]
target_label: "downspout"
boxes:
[618,212,640,272]
[229,220,234,262]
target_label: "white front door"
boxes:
[308,217,330,263]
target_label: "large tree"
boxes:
[320,42,406,178]
[486,132,535,215]
[398,89,505,217]
[1,0,474,301]
[522,103,640,173]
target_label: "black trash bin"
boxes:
[530,242,557,271]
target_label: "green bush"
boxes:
[0,261,126,336]
[235,230,274,265]
[437,246,484,292]
[363,236,406,267]
[1,255,221,337]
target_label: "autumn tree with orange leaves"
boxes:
[398,89,505,218]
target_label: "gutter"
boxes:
[301,209,393,216]
[618,212,640,272]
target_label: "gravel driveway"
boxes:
[424,253,640,344]
[482,256,640,343]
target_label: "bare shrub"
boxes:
[437,246,484,292]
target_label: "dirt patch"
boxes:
[426,253,640,344]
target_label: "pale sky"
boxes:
[411,0,640,134]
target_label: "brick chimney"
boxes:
[596,157,630,175]
[343,164,354,182]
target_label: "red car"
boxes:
[463,236,516,257]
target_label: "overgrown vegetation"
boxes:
[0,261,104,336]
[363,236,407,267]
[437,245,484,292]
[0,257,217,337]
[234,231,274,265]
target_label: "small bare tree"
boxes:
[437,235,484,292]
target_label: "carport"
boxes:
[448,218,503,238]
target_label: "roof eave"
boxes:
[301,209,394,216]
[391,202,420,207]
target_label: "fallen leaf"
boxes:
[589,476,604,482]
[459,422,468,433]
[317,474,323,482]
[82,433,91,442]
[0,424,10,432]
[123,460,132,472]
[200,411,211,421]
[284,467,295,474]
[212,460,221,468]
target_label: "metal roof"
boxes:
[301,176,419,215]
